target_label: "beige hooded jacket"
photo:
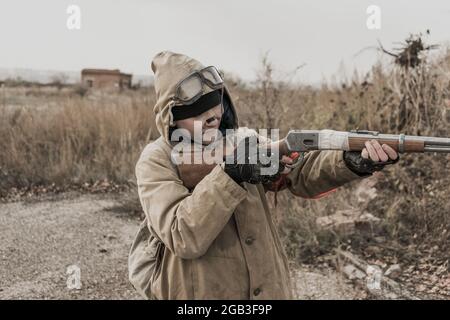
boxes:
[128,51,364,300]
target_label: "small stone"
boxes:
[416,284,427,292]
[107,234,117,240]
[342,264,366,280]
[374,236,386,244]
[384,264,402,279]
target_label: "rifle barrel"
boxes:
[283,130,450,153]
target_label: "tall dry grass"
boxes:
[0,87,157,195]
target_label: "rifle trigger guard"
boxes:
[285,152,304,170]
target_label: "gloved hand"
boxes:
[344,140,399,176]
[222,137,284,184]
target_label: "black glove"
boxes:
[223,137,284,184]
[343,151,399,176]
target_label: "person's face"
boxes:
[174,104,223,145]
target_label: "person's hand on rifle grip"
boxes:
[222,137,285,184]
[344,139,400,176]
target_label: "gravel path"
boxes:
[0,193,359,299]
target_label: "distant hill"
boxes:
[0,68,154,87]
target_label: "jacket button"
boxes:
[253,288,261,296]
[245,236,254,245]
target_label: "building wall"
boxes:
[81,72,132,89]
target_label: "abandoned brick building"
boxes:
[81,69,132,89]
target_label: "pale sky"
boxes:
[0,0,449,84]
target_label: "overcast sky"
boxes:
[0,0,449,83]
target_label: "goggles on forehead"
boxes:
[173,66,224,105]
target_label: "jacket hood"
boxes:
[151,51,239,143]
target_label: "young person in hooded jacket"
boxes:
[128,51,399,300]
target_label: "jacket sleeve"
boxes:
[286,150,364,198]
[135,145,248,259]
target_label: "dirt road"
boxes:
[0,193,359,299]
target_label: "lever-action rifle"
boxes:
[277,129,450,154]
[178,129,450,189]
